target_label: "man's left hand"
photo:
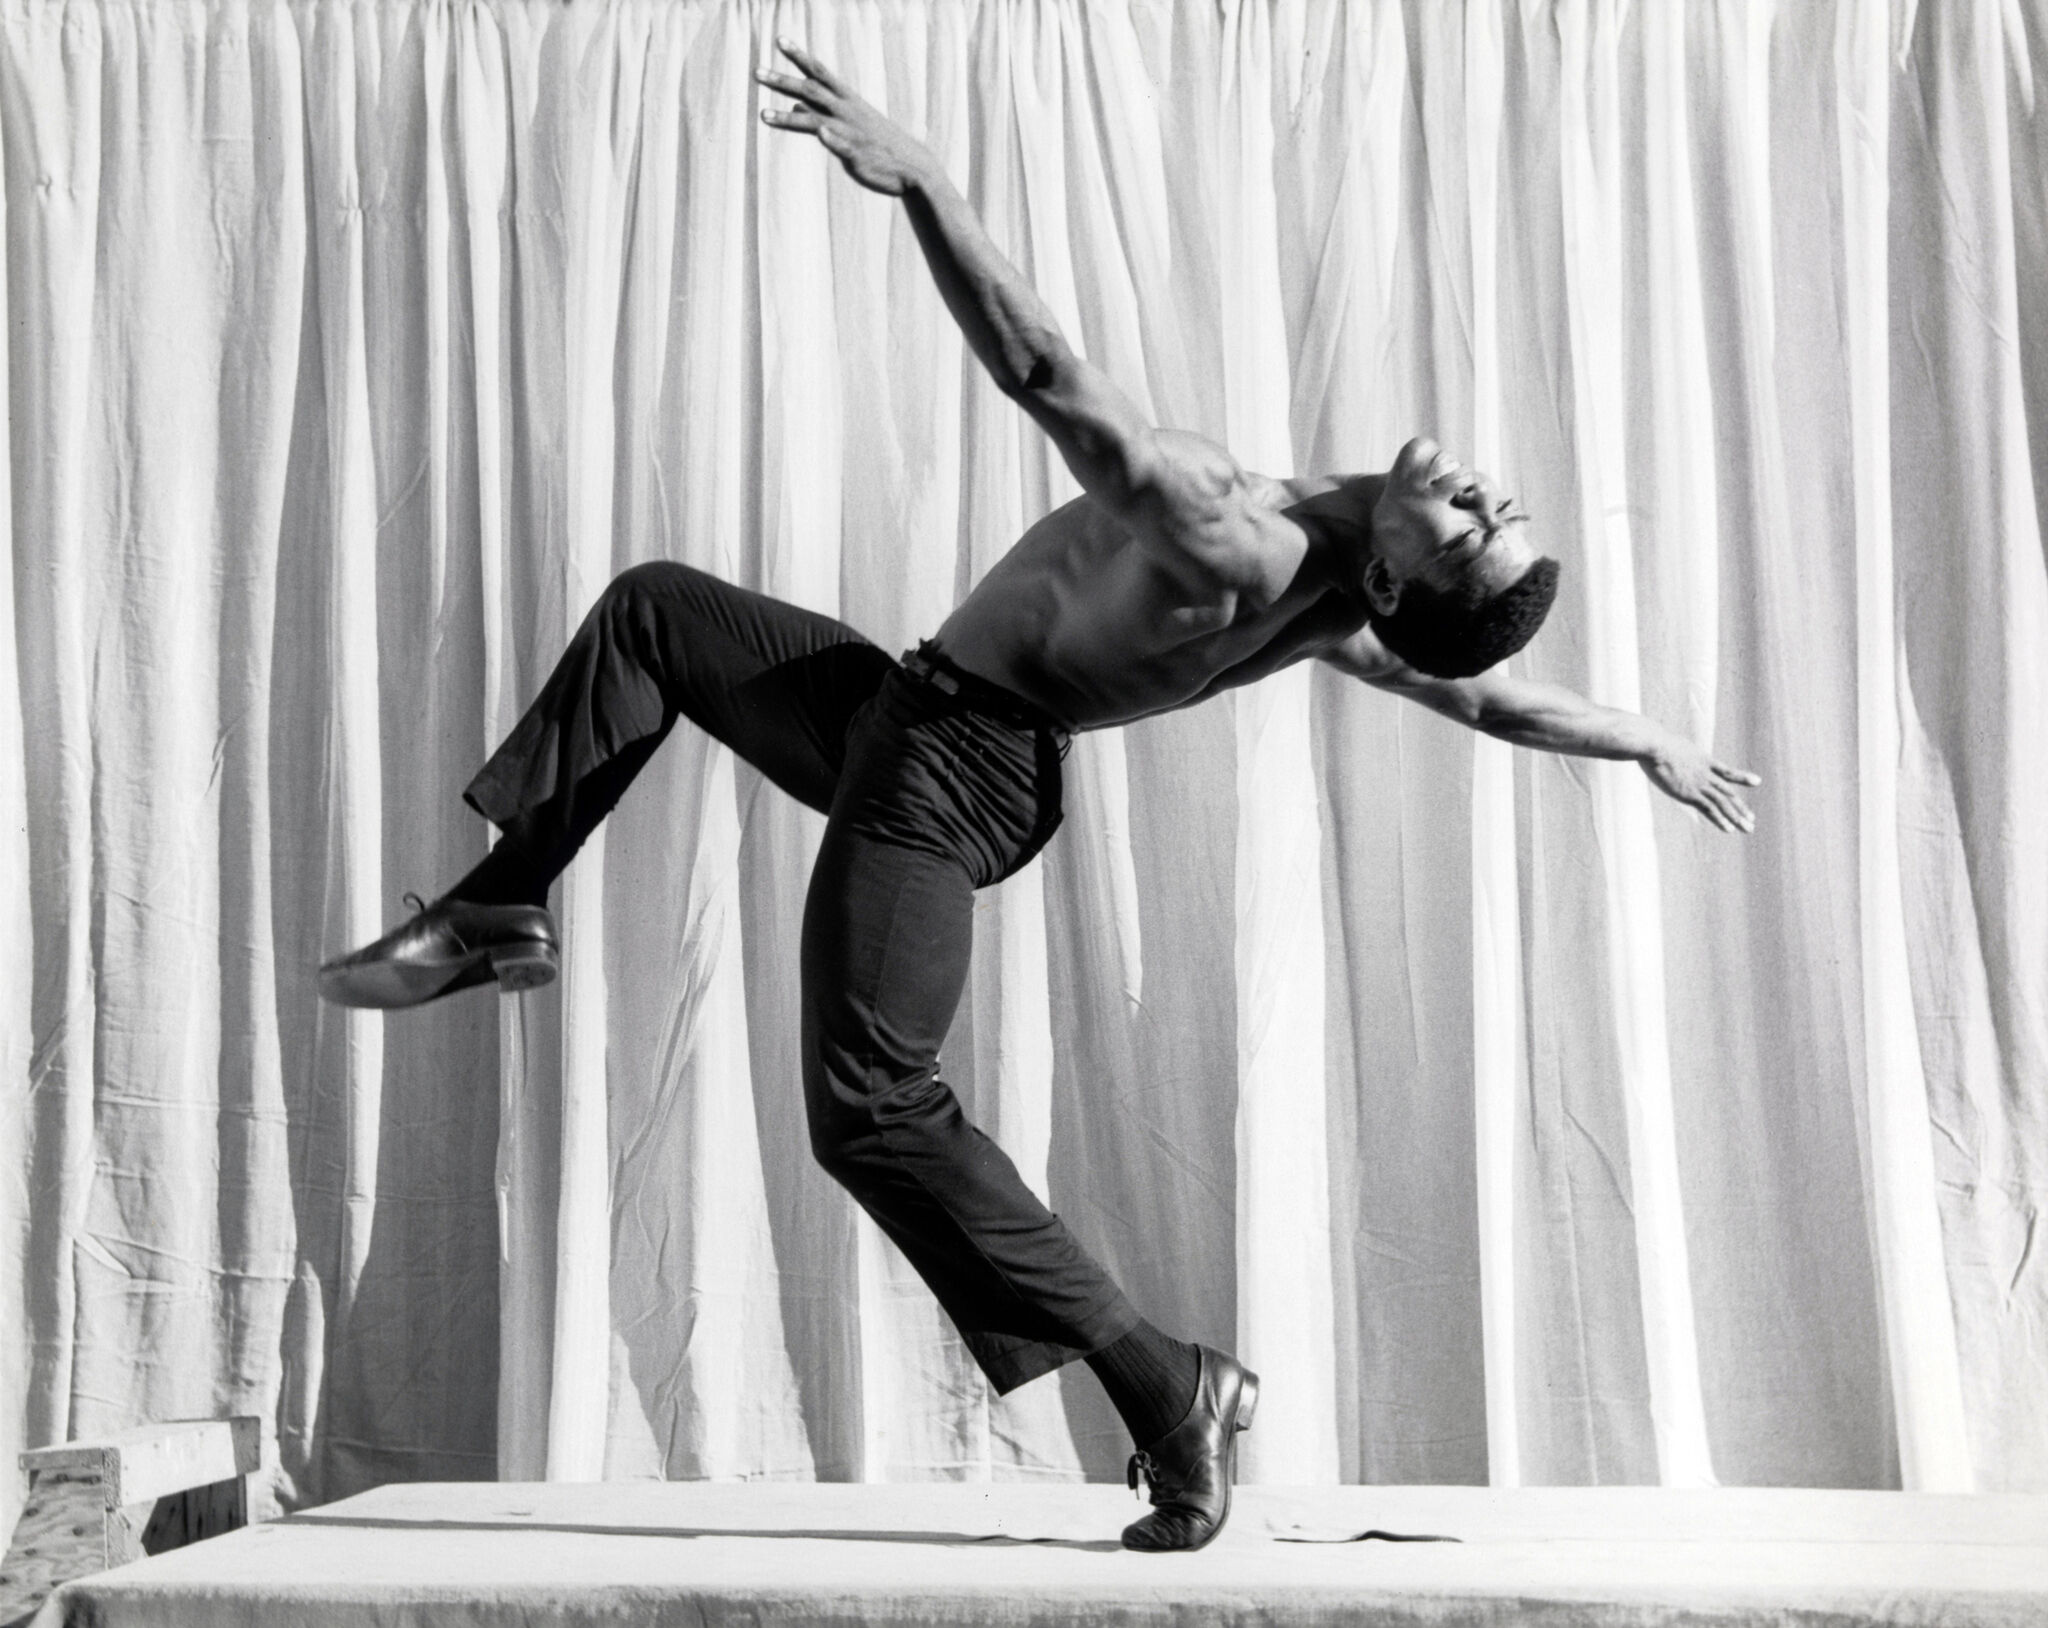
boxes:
[1641,740,1760,834]
[756,40,934,197]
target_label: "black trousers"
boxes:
[463,562,1139,1393]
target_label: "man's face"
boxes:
[1365,436,1537,611]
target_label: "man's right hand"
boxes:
[1641,737,1760,834]
[757,40,934,197]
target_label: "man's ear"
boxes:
[1361,554,1402,618]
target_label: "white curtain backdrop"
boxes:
[4,0,2046,1529]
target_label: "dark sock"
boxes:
[1085,1320,1202,1449]
[440,833,550,909]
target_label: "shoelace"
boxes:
[1126,1450,1158,1499]
[401,889,473,953]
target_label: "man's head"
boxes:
[1358,437,1560,679]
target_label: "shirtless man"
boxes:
[321,44,1759,1552]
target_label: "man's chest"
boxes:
[1179,587,1369,702]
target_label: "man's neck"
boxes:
[1275,470,1385,507]
[1272,471,1387,592]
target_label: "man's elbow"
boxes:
[1417,677,1495,734]
[1455,673,1554,740]
[996,332,1073,402]
[1477,687,1555,736]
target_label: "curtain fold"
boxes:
[4,0,2045,1527]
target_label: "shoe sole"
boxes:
[488,943,559,992]
[321,942,559,1009]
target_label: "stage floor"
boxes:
[32,1479,2048,1626]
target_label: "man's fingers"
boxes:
[755,68,835,110]
[776,38,843,92]
[1707,785,1755,834]
[758,105,855,161]
[1714,761,1762,786]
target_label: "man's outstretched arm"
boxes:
[757,41,1159,513]
[1321,632,1761,834]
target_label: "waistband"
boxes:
[899,642,1075,740]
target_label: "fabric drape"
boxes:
[4,0,2045,1527]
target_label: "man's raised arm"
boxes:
[757,41,1159,514]
[1321,630,1761,835]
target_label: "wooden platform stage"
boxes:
[30,1478,2048,1626]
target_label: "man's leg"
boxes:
[322,561,894,1006]
[799,813,1143,1393]
[458,560,896,900]
[799,681,1257,1549]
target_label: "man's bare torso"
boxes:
[934,438,1372,731]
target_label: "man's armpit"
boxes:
[1318,623,1402,683]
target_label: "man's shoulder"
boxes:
[1151,427,1248,479]
[1126,437,1318,588]
[1139,437,1300,517]
[1132,430,1266,532]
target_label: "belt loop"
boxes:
[902,642,961,698]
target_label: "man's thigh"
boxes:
[799,817,974,1139]
[626,563,897,815]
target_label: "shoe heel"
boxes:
[489,943,557,993]
[1235,1371,1259,1432]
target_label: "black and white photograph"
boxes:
[1,0,2044,1622]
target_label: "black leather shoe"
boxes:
[1121,1345,1259,1552]
[319,894,559,1009]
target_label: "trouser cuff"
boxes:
[968,1302,1144,1396]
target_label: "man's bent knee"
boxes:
[804,1062,964,1191]
[602,558,694,610]
[806,1116,878,1195]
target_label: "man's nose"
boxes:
[1463,475,1509,519]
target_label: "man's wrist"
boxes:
[1634,718,1682,768]
[901,155,954,202]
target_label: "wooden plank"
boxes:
[18,1418,259,1509]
